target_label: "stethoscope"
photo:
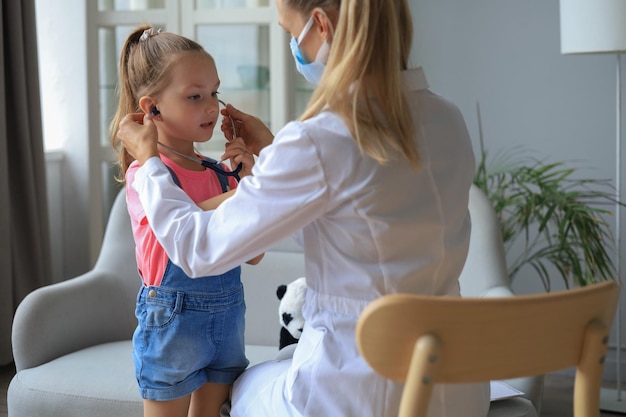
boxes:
[155,99,243,181]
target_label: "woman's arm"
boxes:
[119,112,266,268]
[118,113,159,165]
[130,130,327,278]
[197,191,265,266]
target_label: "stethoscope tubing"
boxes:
[200,157,242,181]
[157,141,242,181]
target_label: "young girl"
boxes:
[110,25,259,417]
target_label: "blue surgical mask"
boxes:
[290,16,331,86]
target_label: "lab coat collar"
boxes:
[403,67,428,91]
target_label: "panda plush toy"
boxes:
[276,277,307,350]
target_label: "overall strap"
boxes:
[200,156,231,193]
[165,162,230,193]
[165,165,182,187]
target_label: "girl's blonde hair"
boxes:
[294,0,419,168]
[109,25,211,181]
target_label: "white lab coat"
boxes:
[132,68,490,417]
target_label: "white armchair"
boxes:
[459,185,543,417]
[8,185,543,417]
[8,188,143,417]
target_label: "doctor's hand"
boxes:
[118,113,159,166]
[220,104,274,156]
[221,136,255,179]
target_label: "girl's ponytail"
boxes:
[110,25,151,181]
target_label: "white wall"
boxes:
[410,0,622,292]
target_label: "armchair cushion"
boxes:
[9,341,139,417]
[11,269,137,372]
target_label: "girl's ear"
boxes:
[138,96,156,115]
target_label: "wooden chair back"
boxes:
[356,281,619,417]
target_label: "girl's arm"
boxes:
[197,189,236,211]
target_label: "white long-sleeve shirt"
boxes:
[132,67,489,417]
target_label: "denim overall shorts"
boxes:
[132,163,249,401]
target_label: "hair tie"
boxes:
[140,28,161,42]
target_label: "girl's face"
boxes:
[154,51,220,147]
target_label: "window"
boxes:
[83,0,313,253]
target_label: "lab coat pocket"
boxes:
[285,322,326,411]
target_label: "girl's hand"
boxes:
[220,104,274,156]
[118,113,159,165]
[222,136,255,179]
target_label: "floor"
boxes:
[0,363,625,416]
[540,373,625,416]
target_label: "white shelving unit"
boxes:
[86,0,313,260]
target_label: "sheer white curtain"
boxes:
[0,0,51,365]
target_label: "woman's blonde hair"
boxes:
[109,25,211,181]
[294,0,419,168]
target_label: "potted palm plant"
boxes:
[473,138,620,291]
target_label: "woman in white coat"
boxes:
[117,0,490,416]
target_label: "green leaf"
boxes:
[474,146,623,291]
